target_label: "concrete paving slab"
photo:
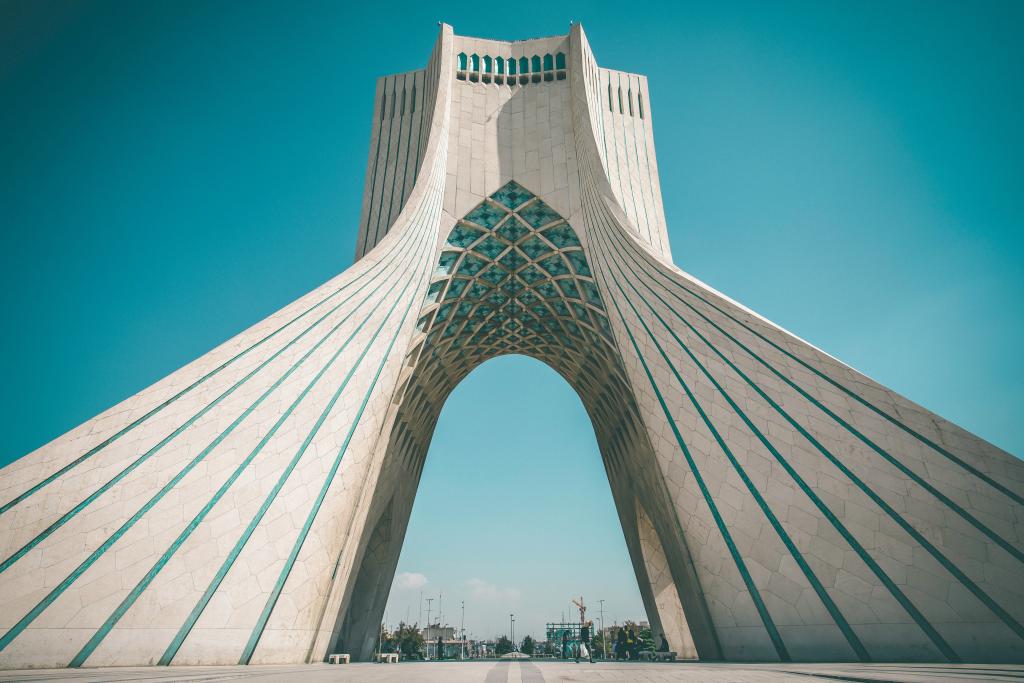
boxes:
[2,661,1023,683]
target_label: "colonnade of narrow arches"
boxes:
[456,51,567,84]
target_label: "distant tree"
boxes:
[495,635,514,655]
[638,626,655,652]
[591,630,606,658]
[520,635,535,655]
[378,623,393,653]
[543,640,555,656]
[391,621,424,658]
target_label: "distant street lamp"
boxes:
[425,598,434,660]
[510,613,515,651]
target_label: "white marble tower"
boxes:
[1,24,1022,668]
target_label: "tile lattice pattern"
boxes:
[412,182,614,388]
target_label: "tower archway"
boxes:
[328,181,713,660]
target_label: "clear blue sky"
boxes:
[1,0,1021,642]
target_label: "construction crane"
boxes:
[571,596,586,624]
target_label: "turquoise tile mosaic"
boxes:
[496,217,530,243]
[473,235,507,259]
[460,254,487,276]
[448,223,484,248]
[519,199,561,228]
[565,250,591,276]
[541,223,581,248]
[463,202,507,229]
[479,265,509,285]
[499,249,527,271]
[437,251,459,274]
[517,265,545,285]
[557,279,581,300]
[421,181,612,368]
[538,254,570,277]
[519,235,553,259]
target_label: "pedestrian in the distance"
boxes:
[577,621,593,663]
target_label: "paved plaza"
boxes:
[2,661,1023,683]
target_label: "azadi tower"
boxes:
[1,24,1022,669]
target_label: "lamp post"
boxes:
[460,601,466,660]
[598,599,607,660]
[425,598,434,660]
[510,613,515,651]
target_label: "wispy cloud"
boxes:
[466,577,521,602]
[393,571,428,591]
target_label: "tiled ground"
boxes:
[2,661,1023,683]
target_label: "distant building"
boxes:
[423,623,456,641]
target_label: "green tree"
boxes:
[591,630,606,658]
[377,623,392,654]
[520,635,535,655]
[638,626,655,652]
[391,622,424,658]
[543,640,555,656]
[495,635,514,655]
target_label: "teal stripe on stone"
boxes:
[607,207,1024,510]
[626,75,652,243]
[372,77,400,247]
[597,213,1024,645]
[0,199,437,658]
[587,210,869,663]
[600,204,1024,565]
[591,211,958,661]
[0,214,425,577]
[157,192,440,666]
[383,73,410,236]
[70,240,427,668]
[0,213,420,518]
[239,255,429,665]
[578,173,791,662]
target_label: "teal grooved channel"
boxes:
[0,206,419,518]
[590,197,959,661]
[239,243,431,665]
[601,200,1024,566]
[577,168,791,663]
[411,71,427,188]
[360,76,389,256]
[582,177,869,662]
[0,206,426,576]
[69,217,432,667]
[0,197,437,657]
[617,218,1024,509]
[634,77,662,254]
[597,209,1024,644]
[157,189,440,667]
[609,73,626,232]
[383,73,409,236]
[617,72,642,243]
[372,77,399,248]
[396,72,419,227]
[626,74,652,244]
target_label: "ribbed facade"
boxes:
[0,24,1021,669]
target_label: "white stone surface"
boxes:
[0,23,1021,671]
